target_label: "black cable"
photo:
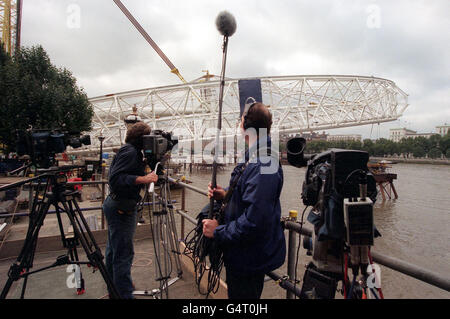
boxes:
[183,220,224,298]
[342,169,366,196]
[182,151,253,298]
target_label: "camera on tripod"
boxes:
[286,137,379,299]
[142,130,178,175]
[137,130,183,298]
[16,128,91,169]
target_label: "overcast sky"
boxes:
[20,0,450,139]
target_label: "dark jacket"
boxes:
[213,137,286,275]
[108,143,145,201]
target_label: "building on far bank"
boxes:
[302,131,328,141]
[436,124,449,136]
[280,131,328,143]
[390,124,449,142]
[407,132,435,139]
[389,128,417,142]
[327,134,362,142]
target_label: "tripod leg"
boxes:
[60,198,120,299]
[19,237,40,299]
[154,214,162,280]
[160,183,175,298]
[67,236,85,295]
[149,192,160,281]
[165,183,182,276]
[162,213,170,299]
[1,199,52,299]
[70,198,119,298]
[19,200,46,299]
[162,181,182,277]
[55,204,67,247]
[149,191,167,299]
[55,199,86,296]
[167,208,183,277]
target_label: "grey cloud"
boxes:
[19,0,449,138]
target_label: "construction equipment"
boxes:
[112,0,186,83]
[112,0,210,115]
[0,0,22,55]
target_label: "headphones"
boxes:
[242,97,257,130]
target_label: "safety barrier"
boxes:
[168,177,450,297]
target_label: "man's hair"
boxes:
[125,122,151,146]
[244,102,273,135]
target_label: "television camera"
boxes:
[16,128,91,169]
[142,130,178,175]
[286,137,381,299]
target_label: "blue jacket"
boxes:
[214,137,286,275]
[108,143,145,201]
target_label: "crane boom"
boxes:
[112,0,186,83]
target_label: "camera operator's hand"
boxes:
[208,182,226,200]
[202,218,219,238]
[135,172,158,185]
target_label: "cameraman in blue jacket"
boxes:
[203,102,286,299]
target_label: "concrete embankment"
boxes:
[370,157,450,165]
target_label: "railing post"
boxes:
[181,186,186,240]
[286,210,298,299]
[101,164,106,230]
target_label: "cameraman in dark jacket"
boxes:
[203,102,286,299]
[103,122,158,299]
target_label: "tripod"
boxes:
[134,163,182,299]
[0,168,119,299]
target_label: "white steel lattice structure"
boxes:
[82,75,408,152]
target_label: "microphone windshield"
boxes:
[215,11,237,37]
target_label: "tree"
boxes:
[412,146,426,158]
[362,139,374,154]
[398,137,415,157]
[428,148,442,159]
[0,44,93,153]
[438,133,450,157]
[414,136,432,156]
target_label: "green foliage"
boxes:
[0,44,93,152]
[289,132,450,159]
[439,133,450,156]
[428,148,442,159]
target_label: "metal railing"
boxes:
[3,175,449,297]
[168,177,450,298]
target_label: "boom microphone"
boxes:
[209,11,237,221]
[215,11,237,37]
[189,10,237,298]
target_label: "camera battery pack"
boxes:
[300,265,337,299]
[343,198,374,246]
